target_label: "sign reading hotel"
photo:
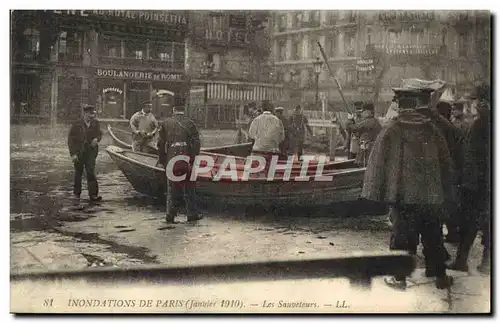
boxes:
[96,68,184,82]
[50,10,188,26]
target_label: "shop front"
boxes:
[93,67,187,122]
[188,80,285,129]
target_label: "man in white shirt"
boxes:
[248,100,285,158]
[129,100,159,152]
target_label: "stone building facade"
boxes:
[269,10,491,115]
[11,10,279,127]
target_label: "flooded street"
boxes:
[9,125,490,313]
[10,125,395,271]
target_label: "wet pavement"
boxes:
[10,124,490,313]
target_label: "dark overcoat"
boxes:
[461,114,490,209]
[67,119,102,157]
[157,113,201,166]
[361,110,455,205]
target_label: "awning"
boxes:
[203,82,284,103]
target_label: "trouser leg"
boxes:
[165,178,177,221]
[83,148,99,198]
[389,205,419,280]
[418,206,447,278]
[73,157,84,196]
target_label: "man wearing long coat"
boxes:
[349,103,382,166]
[157,101,202,224]
[362,89,455,290]
[449,84,491,274]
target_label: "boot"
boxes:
[449,226,477,272]
[384,276,407,291]
[477,248,490,275]
[435,275,454,289]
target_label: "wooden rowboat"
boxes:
[107,124,254,157]
[105,145,366,207]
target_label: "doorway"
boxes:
[126,81,150,119]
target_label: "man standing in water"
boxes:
[130,100,159,152]
[288,105,313,160]
[362,88,454,291]
[157,98,202,224]
[68,104,103,202]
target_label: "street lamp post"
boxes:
[201,61,213,128]
[313,57,323,111]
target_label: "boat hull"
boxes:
[106,146,366,207]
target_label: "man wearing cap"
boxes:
[449,83,491,274]
[362,88,454,290]
[129,100,159,152]
[275,107,289,157]
[67,104,103,202]
[157,99,202,223]
[349,103,382,167]
[249,100,285,161]
[287,105,313,160]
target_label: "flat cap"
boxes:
[142,100,153,106]
[275,107,284,111]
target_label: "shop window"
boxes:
[99,34,122,58]
[97,81,124,119]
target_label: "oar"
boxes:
[317,41,354,116]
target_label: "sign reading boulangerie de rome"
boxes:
[96,68,184,82]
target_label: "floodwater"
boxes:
[10,125,393,271]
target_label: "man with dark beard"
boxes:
[448,84,491,274]
[362,88,454,290]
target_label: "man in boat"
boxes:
[288,105,313,160]
[274,106,289,158]
[129,100,159,152]
[448,83,491,274]
[248,100,285,162]
[67,104,103,202]
[157,98,202,223]
[344,101,364,160]
[349,103,382,167]
[362,88,454,291]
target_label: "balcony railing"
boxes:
[97,56,185,70]
[371,44,447,57]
